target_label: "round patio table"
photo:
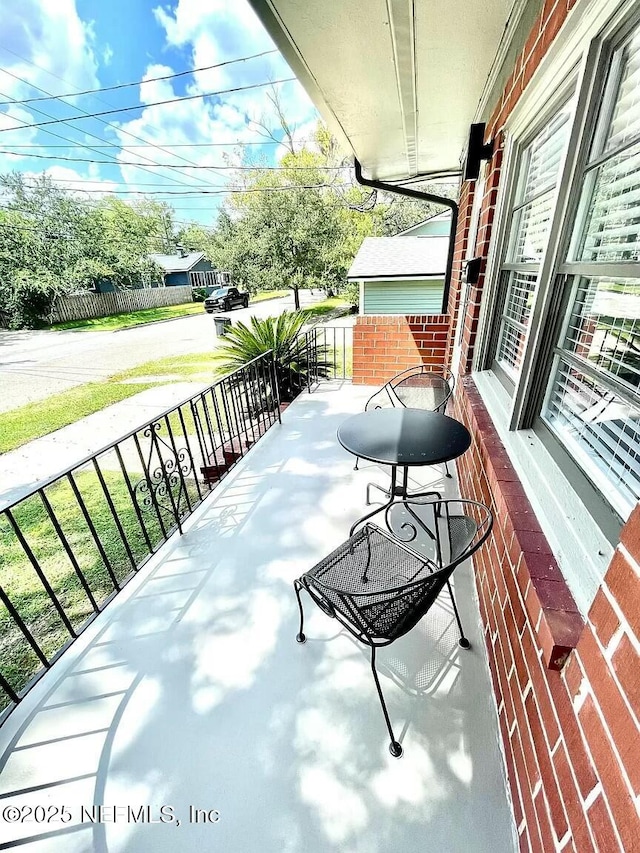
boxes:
[337,407,471,532]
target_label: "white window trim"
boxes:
[471,0,638,614]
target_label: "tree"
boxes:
[209,122,458,305]
[0,174,174,327]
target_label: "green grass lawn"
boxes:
[0,466,193,702]
[52,301,204,331]
[0,382,156,454]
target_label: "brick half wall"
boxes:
[352,314,450,385]
[455,377,640,853]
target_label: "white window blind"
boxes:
[543,24,640,518]
[494,105,572,381]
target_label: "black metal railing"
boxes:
[0,352,280,720]
[304,324,352,383]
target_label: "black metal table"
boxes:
[338,408,471,531]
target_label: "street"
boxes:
[0,291,322,413]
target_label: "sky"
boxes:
[0,0,319,227]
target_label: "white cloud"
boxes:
[104,0,319,219]
[0,0,99,102]
[103,45,114,67]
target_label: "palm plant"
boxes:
[213,311,331,402]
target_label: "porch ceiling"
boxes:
[249,0,519,181]
[0,384,515,852]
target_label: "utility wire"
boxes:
[0,141,280,148]
[0,49,279,187]
[0,79,229,190]
[0,149,349,170]
[0,48,279,105]
[1,183,339,197]
[0,77,295,131]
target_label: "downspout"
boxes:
[354,158,458,312]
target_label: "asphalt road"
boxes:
[0,291,323,414]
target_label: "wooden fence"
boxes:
[50,286,194,324]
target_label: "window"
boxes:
[475,8,640,609]
[541,24,640,519]
[491,104,573,384]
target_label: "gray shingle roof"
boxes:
[346,236,448,280]
[148,251,205,272]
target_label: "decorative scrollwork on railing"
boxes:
[134,421,193,521]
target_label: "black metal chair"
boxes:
[293,498,493,758]
[356,366,456,488]
[364,364,455,414]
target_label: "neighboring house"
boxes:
[148,251,227,288]
[347,235,448,314]
[397,209,452,237]
[251,1,640,850]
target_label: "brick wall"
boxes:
[450,0,640,850]
[352,314,449,385]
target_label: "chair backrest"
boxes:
[364,365,454,413]
[381,497,493,572]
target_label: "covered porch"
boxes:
[0,383,515,852]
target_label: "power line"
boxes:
[0,77,296,132]
[0,141,280,148]
[0,149,349,170]
[0,49,272,188]
[0,91,227,194]
[2,183,339,197]
[0,49,279,105]
[0,76,230,190]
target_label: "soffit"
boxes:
[249,0,519,181]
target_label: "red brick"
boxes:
[606,549,640,638]
[563,653,583,700]
[517,829,529,853]
[586,794,623,853]
[522,17,541,63]
[588,590,620,648]
[578,695,640,852]
[533,788,556,852]
[525,635,561,746]
[537,608,584,670]
[578,627,640,794]
[620,504,640,564]
[552,744,596,853]
[611,632,640,719]
[511,727,544,852]
[542,1,567,51]
[525,691,568,841]
[499,710,525,827]
[546,670,598,799]
[520,551,564,584]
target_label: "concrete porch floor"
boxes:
[0,382,516,853]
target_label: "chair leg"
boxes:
[370,647,403,758]
[293,579,306,643]
[444,460,452,479]
[354,456,360,471]
[446,579,470,649]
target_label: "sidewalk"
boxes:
[0,382,204,511]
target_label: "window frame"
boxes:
[487,97,577,392]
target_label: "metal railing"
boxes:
[0,352,280,720]
[304,324,353,383]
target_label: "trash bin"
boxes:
[214,315,232,337]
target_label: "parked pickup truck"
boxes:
[204,286,249,313]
